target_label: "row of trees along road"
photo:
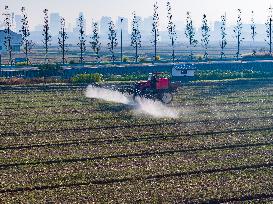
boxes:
[2,4,273,66]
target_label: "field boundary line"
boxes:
[2,115,273,137]
[0,163,273,195]
[0,141,272,169]
[1,127,273,151]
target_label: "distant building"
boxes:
[73,12,87,34]
[142,16,153,33]
[50,13,61,36]
[34,24,43,32]
[255,24,266,42]
[174,20,184,32]
[213,21,222,33]
[29,31,43,44]
[135,16,143,32]
[14,15,22,32]
[0,20,5,30]
[0,30,22,52]
[67,23,73,33]
[100,16,112,36]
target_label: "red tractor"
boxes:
[133,72,179,104]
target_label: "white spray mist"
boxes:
[85,85,130,104]
[85,85,180,119]
[134,97,179,118]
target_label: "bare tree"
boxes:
[58,17,68,65]
[42,9,51,64]
[90,22,101,62]
[266,6,273,55]
[167,1,177,63]
[185,11,198,60]
[131,12,141,63]
[20,7,34,65]
[250,11,257,56]
[3,6,12,65]
[233,9,244,60]
[108,21,118,63]
[201,14,210,60]
[220,14,227,60]
[78,15,86,64]
[152,2,160,61]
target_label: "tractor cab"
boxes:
[134,72,176,104]
[132,64,196,104]
[147,72,170,90]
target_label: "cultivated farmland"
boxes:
[1,79,273,203]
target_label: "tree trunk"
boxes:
[80,43,83,64]
[96,50,99,63]
[112,40,114,64]
[221,41,224,60]
[135,45,138,63]
[8,27,12,66]
[154,29,157,61]
[62,28,65,65]
[237,33,240,60]
[269,18,272,55]
[45,28,48,64]
[26,42,28,66]
[172,37,175,63]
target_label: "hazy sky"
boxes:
[1,0,273,31]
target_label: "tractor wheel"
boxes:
[160,92,173,104]
[133,89,142,101]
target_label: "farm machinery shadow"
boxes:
[96,102,133,114]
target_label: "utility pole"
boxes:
[120,18,123,63]
[237,32,240,60]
